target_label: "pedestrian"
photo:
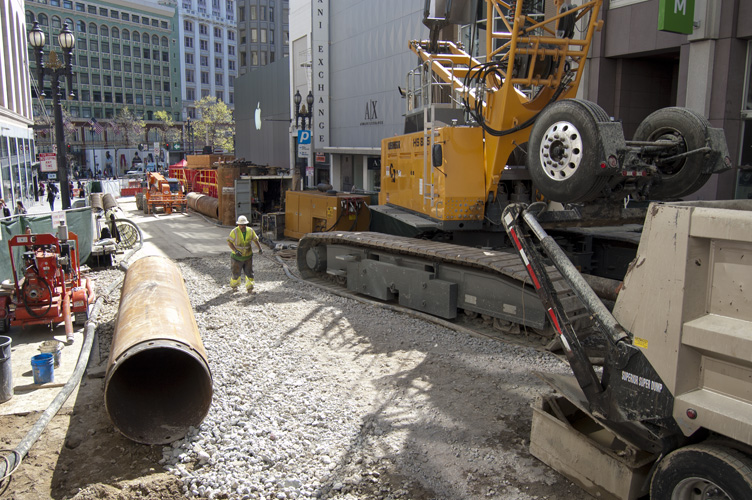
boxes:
[47,182,58,211]
[227,215,263,293]
[39,182,45,198]
[14,201,27,215]
[0,199,10,218]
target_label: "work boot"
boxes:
[246,277,254,293]
[230,277,240,290]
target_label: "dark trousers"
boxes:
[231,256,254,280]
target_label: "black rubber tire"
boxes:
[651,444,752,500]
[633,107,711,199]
[528,99,608,203]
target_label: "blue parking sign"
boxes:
[298,130,311,144]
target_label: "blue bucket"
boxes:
[31,353,54,385]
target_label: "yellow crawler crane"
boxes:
[298,0,730,335]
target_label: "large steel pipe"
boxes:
[187,192,219,219]
[105,255,212,444]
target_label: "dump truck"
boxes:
[504,199,752,499]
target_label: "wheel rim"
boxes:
[672,477,731,500]
[538,121,584,182]
[649,129,688,176]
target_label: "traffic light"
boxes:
[165,142,170,150]
[66,144,71,153]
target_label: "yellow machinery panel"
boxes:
[380,126,486,223]
[284,191,370,240]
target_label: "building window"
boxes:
[269,7,274,22]
[91,57,99,68]
[125,61,132,71]
[215,73,223,85]
[90,40,98,52]
[125,77,132,88]
[162,36,169,47]
[143,17,150,25]
[215,91,223,100]
[201,71,209,84]
[214,27,221,38]
[240,30,246,44]
[113,44,120,55]
[122,13,129,22]
[186,88,195,101]
[112,27,119,38]
[144,64,151,75]
[87,5,96,14]
[92,74,101,85]
[239,51,246,67]
[132,15,140,24]
[122,29,130,40]
[104,91,112,103]
[161,21,168,29]
[186,69,194,82]
[200,55,208,67]
[200,39,208,51]
[79,73,89,84]
[136,95,143,105]
[93,90,101,101]
[199,24,208,35]
[102,59,110,70]
[185,53,194,64]
[101,26,108,37]
[251,51,257,65]
[250,6,256,20]
[162,51,169,62]
[228,60,235,71]
[155,96,162,106]
[111,10,118,19]
[81,90,90,101]
[99,7,107,16]
[270,30,274,44]
[251,28,257,43]
[214,42,222,52]
[78,55,88,67]
[103,75,111,86]
[228,30,235,41]
[215,57,222,69]
[101,42,109,53]
[260,29,266,43]
[238,6,245,22]
[134,62,142,73]
[228,46,234,56]
[260,51,266,65]
[163,82,170,92]
[144,48,150,59]
[113,59,121,71]
[185,20,193,32]
[114,76,122,87]
[145,80,152,90]
[260,6,266,20]
[133,31,140,42]
[201,89,210,98]
[135,78,142,89]
[153,65,160,76]
[123,45,131,56]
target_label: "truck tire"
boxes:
[633,107,711,199]
[651,444,752,500]
[528,99,608,203]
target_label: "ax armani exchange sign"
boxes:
[312,0,330,147]
[360,99,383,126]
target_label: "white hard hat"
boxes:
[236,215,249,225]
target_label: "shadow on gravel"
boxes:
[306,303,579,499]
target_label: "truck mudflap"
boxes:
[297,231,591,334]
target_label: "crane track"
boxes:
[295,232,595,350]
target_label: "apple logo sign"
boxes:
[254,102,262,130]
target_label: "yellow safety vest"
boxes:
[228,227,257,261]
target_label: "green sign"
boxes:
[658,0,695,34]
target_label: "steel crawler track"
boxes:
[297,232,592,338]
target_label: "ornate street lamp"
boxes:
[294,90,314,130]
[28,21,76,209]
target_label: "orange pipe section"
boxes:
[105,256,212,444]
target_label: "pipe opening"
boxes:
[105,345,212,445]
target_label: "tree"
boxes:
[154,110,181,145]
[194,96,234,153]
[108,106,146,148]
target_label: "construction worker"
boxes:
[227,215,263,292]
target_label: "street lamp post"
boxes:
[186,117,194,157]
[28,21,76,210]
[294,90,314,187]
